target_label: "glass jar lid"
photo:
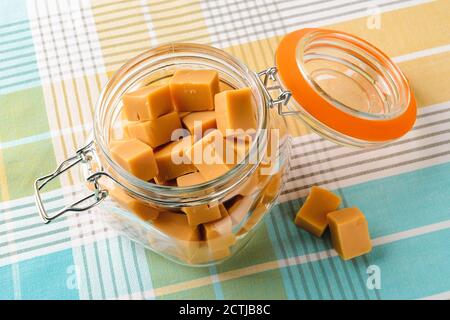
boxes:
[275,28,416,147]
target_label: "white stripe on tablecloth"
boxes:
[393,44,450,63]
[139,0,159,47]
[420,291,450,300]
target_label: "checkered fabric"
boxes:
[0,0,449,300]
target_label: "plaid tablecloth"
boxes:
[1,0,449,300]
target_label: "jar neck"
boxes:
[92,43,269,207]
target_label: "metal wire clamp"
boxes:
[257,67,297,116]
[34,141,108,224]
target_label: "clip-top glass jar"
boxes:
[34,28,416,266]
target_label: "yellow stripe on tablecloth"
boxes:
[0,148,10,201]
[92,0,153,70]
[148,0,211,44]
[42,82,75,186]
[153,275,212,297]
[223,36,280,72]
[399,51,450,107]
[41,73,107,186]
[327,0,450,58]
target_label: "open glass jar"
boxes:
[34,28,416,266]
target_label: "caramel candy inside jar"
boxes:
[103,70,285,265]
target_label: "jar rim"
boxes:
[93,43,268,205]
[276,28,416,145]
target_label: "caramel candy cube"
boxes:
[327,208,372,260]
[259,173,282,204]
[204,205,232,236]
[153,212,200,242]
[259,128,281,176]
[110,138,158,181]
[122,121,131,138]
[178,111,191,118]
[185,129,236,181]
[176,173,222,226]
[153,177,177,186]
[203,205,235,250]
[294,186,341,237]
[154,136,196,181]
[169,69,219,112]
[215,87,257,136]
[108,139,126,150]
[181,111,217,138]
[219,81,234,92]
[176,172,205,187]
[109,187,159,221]
[227,195,254,227]
[188,246,231,264]
[127,111,182,148]
[122,85,173,121]
[232,138,251,163]
[229,139,258,196]
[238,172,260,196]
[238,204,266,235]
[152,212,200,259]
[182,205,222,227]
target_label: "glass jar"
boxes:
[34,28,415,267]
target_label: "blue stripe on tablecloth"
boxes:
[266,161,450,299]
[0,0,40,95]
[0,0,28,26]
[0,264,15,299]
[11,263,21,299]
[371,228,450,299]
[17,248,79,299]
[209,266,225,300]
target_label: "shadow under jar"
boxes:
[34,28,416,267]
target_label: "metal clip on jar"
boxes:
[34,28,416,266]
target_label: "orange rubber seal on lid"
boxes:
[276,28,417,142]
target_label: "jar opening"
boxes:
[275,28,415,147]
[93,43,268,206]
[295,30,410,120]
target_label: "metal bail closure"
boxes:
[34,141,108,224]
[257,67,297,116]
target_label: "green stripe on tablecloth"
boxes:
[0,87,50,142]
[220,269,288,300]
[146,249,212,288]
[159,285,216,300]
[217,224,279,271]
[2,137,58,199]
